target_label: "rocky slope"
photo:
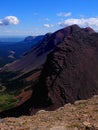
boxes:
[3,25,94,72]
[0,25,98,117]
[31,25,98,110]
[0,35,43,67]
[0,95,98,130]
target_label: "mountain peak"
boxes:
[82,27,95,34]
[63,24,95,34]
[31,25,98,110]
[66,24,81,29]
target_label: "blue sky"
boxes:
[0,0,98,36]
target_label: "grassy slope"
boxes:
[0,67,41,112]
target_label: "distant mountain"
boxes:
[0,37,25,42]
[0,35,43,67]
[4,25,94,72]
[23,35,43,43]
[0,25,98,117]
[4,33,52,72]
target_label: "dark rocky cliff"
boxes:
[31,25,98,110]
[0,25,98,117]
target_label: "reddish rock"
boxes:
[31,25,98,111]
[0,25,97,117]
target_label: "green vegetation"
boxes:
[0,93,18,111]
[0,85,6,92]
[23,85,32,91]
[17,68,41,80]
[0,66,41,112]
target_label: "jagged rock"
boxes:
[31,25,98,110]
[0,96,98,130]
[0,25,98,117]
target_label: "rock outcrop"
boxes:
[0,25,98,117]
[31,25,98,110]
[0,95,98,130]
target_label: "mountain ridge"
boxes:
[0,25,98,117]
[30,25,98,111]
[0,35,43,67]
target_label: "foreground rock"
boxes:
[0,95,98,130]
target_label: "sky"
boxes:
[0,0,98,36]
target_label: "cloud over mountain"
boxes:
[43,24,53,28]
[0,16,19,26]
[58,17,98,28]
[57,12,72,17]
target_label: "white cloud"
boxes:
[78,14,85,18]
[44,18,50,21]
[0,16,19,26]
[57,12,72,17]
[58,17,98,28]
[43,24,54,28]
[64,12,72,17]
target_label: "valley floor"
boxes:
[0,95,98,130]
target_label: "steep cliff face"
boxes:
[31,25,98,110]
[0,25,98,117]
